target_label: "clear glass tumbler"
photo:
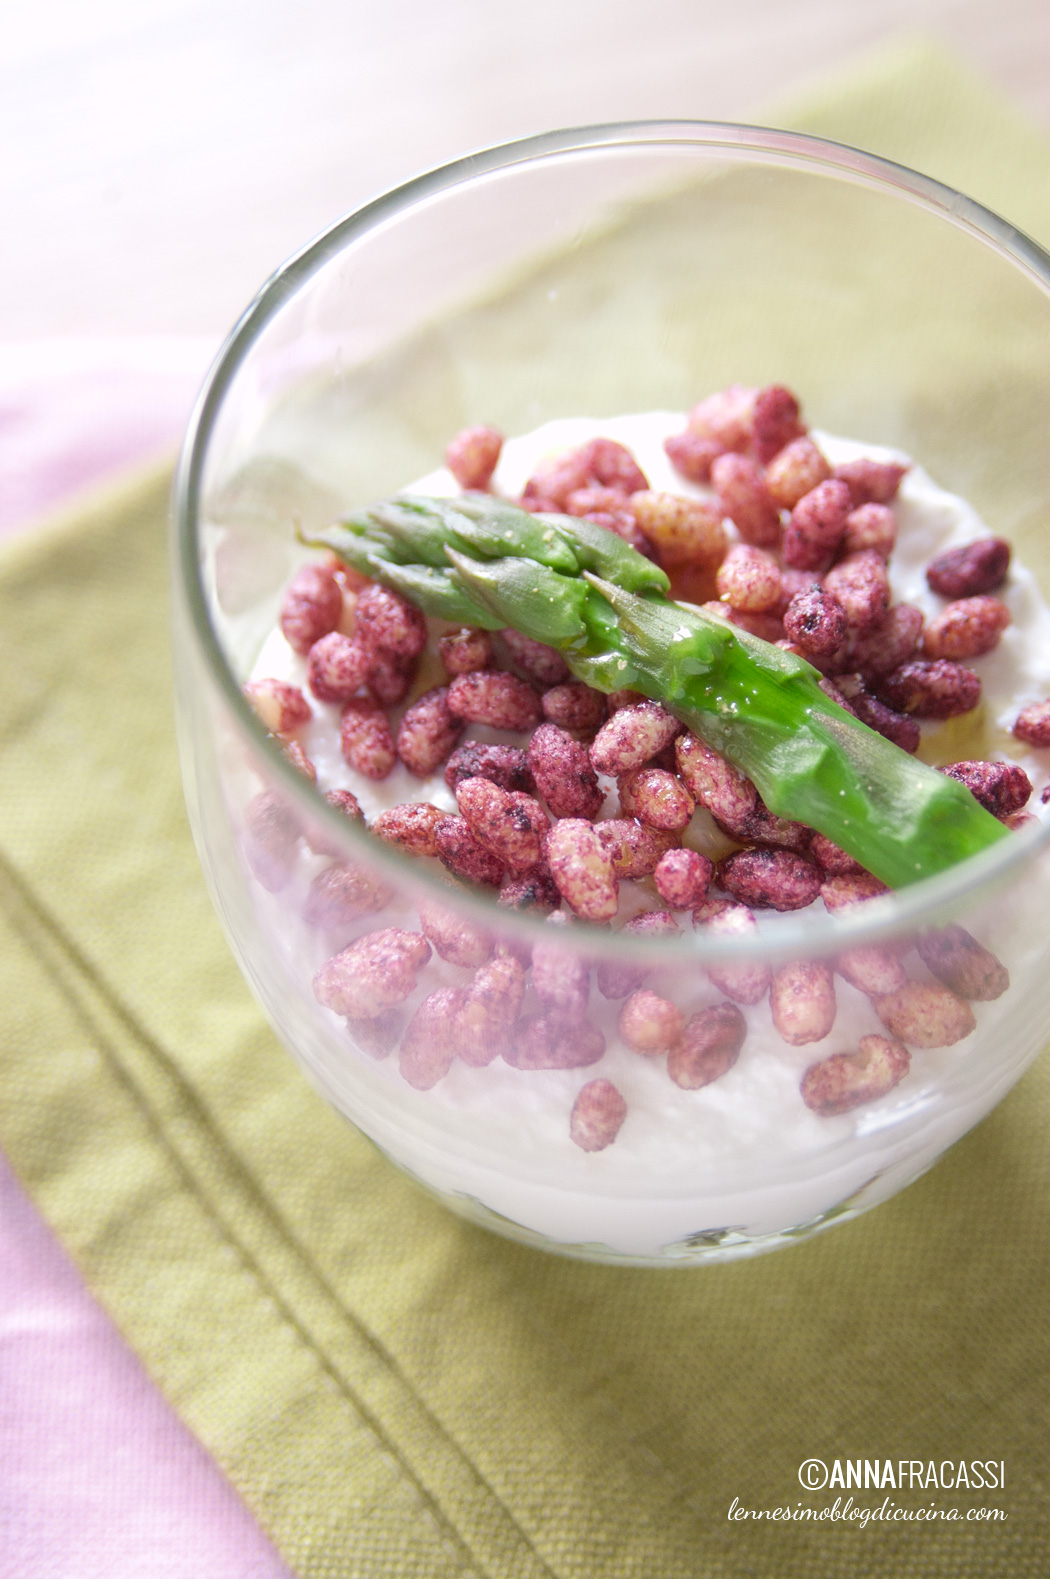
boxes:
[173,122,1050,1264]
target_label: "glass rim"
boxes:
[173,117,1050,963]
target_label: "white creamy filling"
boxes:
[248,413,1050,1254]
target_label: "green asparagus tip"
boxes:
[306,494,1010,887]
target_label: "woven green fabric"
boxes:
[3,42,1050,1577]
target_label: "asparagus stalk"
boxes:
[308,494,1009,888]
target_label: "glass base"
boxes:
[368,1125,880,1266]
[439,1187,872,1266]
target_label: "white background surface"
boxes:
[4,0,1047,538]
[3,0,1049,341]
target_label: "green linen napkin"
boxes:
[3,41,1050,1577]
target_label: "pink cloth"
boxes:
[0,341,292,1578]
[0,339,217,539]
[0,1155,293,1577]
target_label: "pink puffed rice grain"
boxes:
[688,383,755,451]
[695,902,772,1006]
[346,1012,402,1060]
[750,384,807,464]
[570,1079,628,1151]
[243,790,300,892]
[528,723,604,820]
[371,802,447,858]
[872,981,976,1048]
[663,429,725,484]
[842,503,897,559]
[340,698,396,779]
[765,436,831,510]
[354,583,427,663]
[653,847,712,909]
[801,1035,910,1116]
[938,760,1031,818]
[832,459,907,508]
[770,961,836,1046]
[303,863,393,929]
[820,873,888,912]
[433,814,505,887]
[324,787,364,820]
[822,550,890,634]
[455,954,527,1065]
[303,787,365,858]
[541,681,607,735]
[668,1002,747,1089]
[716,544,782,613]
[545,819,619,922]
[445,425,503,490]
[397,686,464,777]
[776,566,820,610]
[500,628,570,687]
[399,988,467,1090]
[497,869,561,913]
[525,437,649,507]
[313,928,431,1019]
[581,436,649,495]
[595,819,677,879]
[710,453,781,548]
[566,484,634,521]
[1012,700,1050,747]
[781,479,851,571]
[832,674,921,754]
[456,776,549,872]
[619,989,684,1056]
[243,678,312,735]
[617,767,695,832]
[717,848,823,912]
[438,626,494,676]
[596,910,679,1000]
[565,486,648,553]
[675,732,757,837]
[926,537,1010,599]
[921,597,1010,661]
[809,832,864,876]
[847,603,923,680]
[280,562,343,655]
[520,451,592,512]
[916,926,1009,1001]
[741,803,815,853]
[418,900,494,968]
[783,586,848,659]
[364,650,417,708]
[630,491,727,568]
[875,660,980,720]
[590,700,680,776]
[306,632,371,703]
[281,739,316,780]
[444,741,535,795]
[605,689,647,713]
[447,669,542,731]
[834,945,907,997]
[507,1017,606,1070]
[531,934,591,1017]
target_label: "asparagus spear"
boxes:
[308,493,1009,888]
